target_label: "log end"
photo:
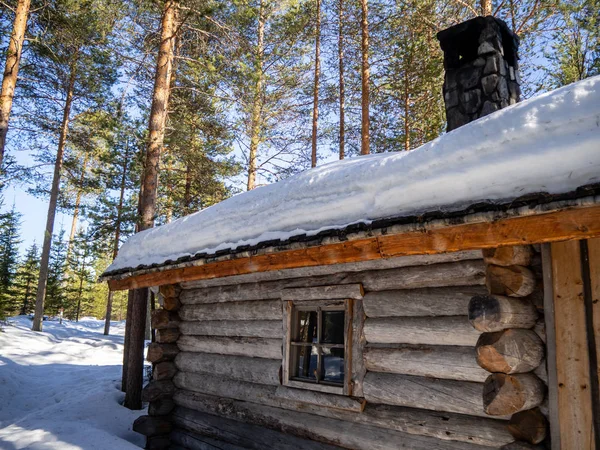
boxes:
[483,373,545,416]
[133,415,172,437]
[507,408,548,444]
[476,329,544,374]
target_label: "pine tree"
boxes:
[13,243,39,315]
[21,0,121,331]
[65,228,95,321]
[44,229,68,317]
[0,202,21,316]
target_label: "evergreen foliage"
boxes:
[13,243,40,315]
[0,202,21,316]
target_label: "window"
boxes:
[283,299,352,395]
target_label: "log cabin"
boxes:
[100,17,600,450]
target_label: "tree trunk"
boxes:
[183,163,192,215]
[75,264,84,322]
[104,139,129,336]
[310,0,321,168]
[246,0,265,190]
[32,58,78,332]
[67,154,89,259]
[0,0,31,168]
[403,70,410,151]
[124,0,178,410]
[122,289,134,392]
[481,0,493,16]
[338,0,345,160]
[360,0,370,155]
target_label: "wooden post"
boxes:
[124,287,148,409]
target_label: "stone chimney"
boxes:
[437,16,520,131]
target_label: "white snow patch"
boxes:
[0,316,146,449]
[107,76,600,273]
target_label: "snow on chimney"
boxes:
[437,16,520,131]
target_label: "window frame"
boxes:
[282,299,353,396]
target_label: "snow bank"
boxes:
[107,76,600,274]
[0,316,145,450]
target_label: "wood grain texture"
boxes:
[486,265,536,298]
[363,286,487,318]
[177,335,282,360]
[507,408,548,444]
[147,343,179,363]
[281,284,364,301]
[108,204,600,291]
[483,246,534,267]
[179,320,281,338]
[468,295,538,332]
[172,407,342,450]
[483,373,545,416]
[179,260,486,306]
[475,329,545,374]
[175,352,281,386]
[588,238,600,387]
[172,400,491,450]
[173,373,514,446]
[363,372,491,418]
[180,250,484,289]
[151,309,180,330]
[364,345,489,382]
[170,430,249,450]
[364,316,482,346]
[274,386,365,412]
[179,300,282,321]
[351,299,366,397]
[550,240,595,449]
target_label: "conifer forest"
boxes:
[0,0,597,326]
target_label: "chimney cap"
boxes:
[437,16,519,51]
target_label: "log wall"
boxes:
[134,249,549,449]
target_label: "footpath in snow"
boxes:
[0,316,145,450]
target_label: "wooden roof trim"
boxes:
[108,203,600,291]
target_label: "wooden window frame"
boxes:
[282,299,353,396]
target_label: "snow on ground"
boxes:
[106,75,600,274]
[0,316,146,450]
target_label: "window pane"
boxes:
[296,310,318,344]
[322,311,345,344]
[322,347,344,384]
[295,345,318,381]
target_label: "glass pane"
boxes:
[322,311,345,344]
[295,345,318,381]
[322,347,345,384]
[296,310,318,344]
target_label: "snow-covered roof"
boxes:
[104,75,600,277]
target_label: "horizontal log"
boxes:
[179,300,281,321]
[500,442,545,450]
[476,329,544,374]
[146,435,171,450]
[364,345,489,382]
[180,258,486,305]
[133,415,172,437]
[469,295,539,332]
[363,286,487,318]
[173,407,343,450]
[147,343,179,363]
[179,320,281,338]
[177,335,282,359]
[175,352,280,386]
[148,397,175,416]
[180,250,484,290]
[281,284,364,301]
[155,328,180,344]
[486,265,536,298]
[507,408,548,444]
[482,246,534,267]
[151,309,180,330]
[173,374,514,446]
[153,361,177,381]
[274,386,365,412]
[142,380,175,402]
[163,296,181,311]
[170,429,264,450]
[364,316,481,346]
[172,399,490,450]
[363,372,492,418]
[159,284,182,299]
[483,373,546,416]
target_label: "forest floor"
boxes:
[0,316,146,449]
